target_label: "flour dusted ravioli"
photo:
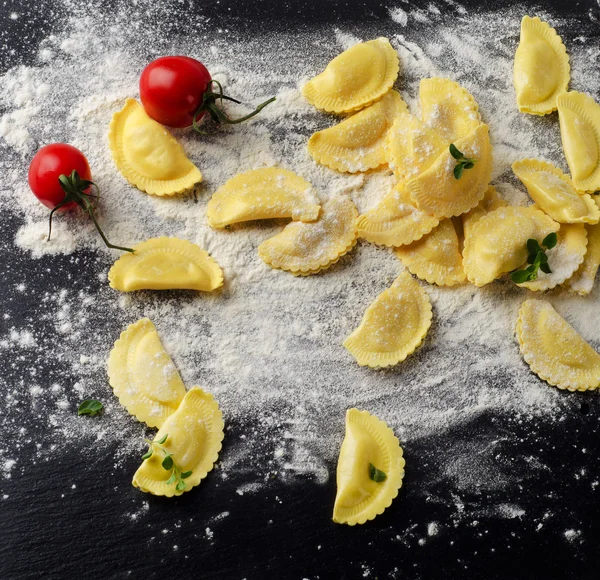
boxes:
[407,124,492,218]
[563,223,600,295]
[461,185,507,238]
[333,409,405,525]
[357,182,439,247]
[557,91,600,193]
[302,38,400,114]
[512,159,600,224]
[133,387,225,497]
[463,206,559,286]
[108,318,186,428]
[419,77,481,142]
[517,223,587,291]
[108,237,223,292]
[206,168,320,229]
[514,16,569,115]
[109,99,202,196]
[343,271,432,367]
[258,195,358,275]
[517,299,600,391]
[395,218,466,286]
[307,90,407,173]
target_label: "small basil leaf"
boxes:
[166,472,177,485]
[156,434,168,445]
[527,239,541,255]
[141,450,153,460]
[539,252,549,264]
[449,144,462,160]
[542,232,558,249]
[527,253,537,265]
[525,264,537,274]
[463,161,475,169]
[162,455,174,471]
[176,480,187,491]
[180,470,193,479]
[540,262,552,274]
[511,270,530,284]
[369,463,387,483]
[77,399,104,417]
[453,164,464,180]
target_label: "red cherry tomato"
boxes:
[139,56,212,128]
[28,143,92,210]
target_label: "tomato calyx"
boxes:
[49,170,134,253]
[191,80,276,134]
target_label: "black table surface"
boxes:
[1,1,600,579]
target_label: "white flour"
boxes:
[0,0,598,532]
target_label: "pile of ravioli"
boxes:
[100,19,600,524]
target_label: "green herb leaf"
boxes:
[463,161,475,169]
[540,262,552,274]
[539,252,549,264]
[180,470,193,479]
[156,433,168,445]
[527,238,541,256]
[166,472,177,485]
[543,232,558,249]
[175,480,187,491]
[449,144,463,160]
[453,164,464,180]
[162,455,174,471]
[510,270,531,284]
[369,463,387,483]
[141,450,153,460]
[77,399,104,417]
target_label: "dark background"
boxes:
[1,1,600,579]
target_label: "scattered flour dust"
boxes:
[0,0,598,531]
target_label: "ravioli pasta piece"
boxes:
[517,299,600,391]
[107,318,186,428]
[514,16,570,115]
[302,38,400,114]
[307,90,407,173]
[518,223,587,291]
[333,409,405,525]
[108,99,202,196]
[108,237,223,292]
[206,168,320,229]
[557,91,600,193]
[258,196,358,275]
[357,182,439,247]
[563,223,600,295]
[463,206,559,286]
[407,123,492,218]
[419,77,481,142]
[343,271,432,367]
[512,159,600,224]
[395,219,466,286]
[461,185,507,238]
[132,387,225,497]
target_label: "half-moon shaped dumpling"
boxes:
[517,223,587,291]
[407,124,493,218]
[107,318,186,428]
[357,182,439,247]
[512,159,600,224]
[461,185,507,238]
[307,90,407,173]
[132,387,225,496]
[516,299,600,391]
[333,409,405,525]
[343,271,432,367]
[557,91,600,193]
[463,205,559,286]
[513,16,569,115]
[206,168,321,229]
[258,195,358,275]
[108,99,202,196]
[108,237,223,292]
[302,38,400,114]
[385,111,447,181]
[395,219,466,286]
[419,77,481,142]
[563,223,600,295]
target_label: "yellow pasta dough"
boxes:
[108,237,224,292]
[307,90,407,173]
[357,182,439,247]
[343,271,432,367]
[407,123,492,218]
[513,16,570,115]
[419,77,481,142]
[516,299,600,391]
[108,99,202,196]
[395,218,466,286]
[512,159,600,224]
[333,409,405,525]
[463,205,559,286]
[461,185,507,239]
[206,168,321,229]
[563,223,600,295]
[132,387,225,496]
[302,38,400,114]
[107,318,186,428]
[557,91,600,193]
[258,195,358,275]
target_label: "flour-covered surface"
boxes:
[1,0,599,578]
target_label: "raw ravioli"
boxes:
[461,185,507,238]
[563,223,600,295]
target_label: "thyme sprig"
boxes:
[142,434,193,491]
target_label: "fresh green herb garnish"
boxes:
[77,399,104,417]
[141,434,193,491]
[511,232,558,284]
[369,463,387,483]
[449,144,477,179]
